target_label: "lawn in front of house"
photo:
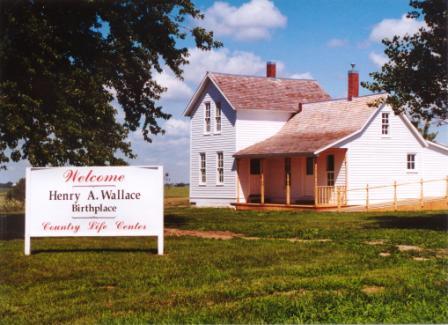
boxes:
[1,208,447,323]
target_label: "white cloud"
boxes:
[153,71,193,101]
[151,137,189,148]
[183,48,283,83]
[370,14,426,42]
[154,47,286,96]
[326,38,348,48]
[164,118,189,137]
[202,0,287,41]
[369,51,388,68]
[289,72,313,79]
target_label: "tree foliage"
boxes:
[362,0,447,138]
[0,0,221,169]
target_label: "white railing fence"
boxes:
[316,176,448,210]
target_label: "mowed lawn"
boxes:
[1,197,447,323]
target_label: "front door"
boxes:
[249,159,261,197]
[303,157,314,198]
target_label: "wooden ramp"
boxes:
[339,196,448,212]
[233,197,447,212]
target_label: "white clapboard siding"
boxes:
[421,144,448,197]
[341,105,448,205]
[189,82,237,206]
[236,110,292,151]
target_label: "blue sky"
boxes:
[1,0,447,183]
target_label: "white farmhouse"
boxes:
[184,62,448,209]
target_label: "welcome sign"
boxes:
[25,166,164,255]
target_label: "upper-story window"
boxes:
[204,102,211,134]
[215,102,222,133]
[217,152,224,184]
[407,153,416,170]
[382,112,390,135]
[199,153,206,185]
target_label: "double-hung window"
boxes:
[407,153,416,170]
[199,153,206,185]
[217,152,224,185]
[204,102,211,134]
[382,112,390,135]
[215,102,222,133]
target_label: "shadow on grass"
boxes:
[32,247,159,255]
[0,214,24,240]
[369,213,448,231]
[165,214,188,228]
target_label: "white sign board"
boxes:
[25,166,164,255]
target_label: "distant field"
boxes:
[164,186,189,208]
[1,208,447,323]
[165,185,188,198]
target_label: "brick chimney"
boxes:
[347,63,359,101]
[266,61,276,78]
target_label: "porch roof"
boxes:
[234,94,385,158]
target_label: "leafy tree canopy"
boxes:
[362,0,447,139]
[0,0,221,169]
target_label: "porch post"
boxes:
[260,159,265,204]
[236,158,240,204]
[314,156,318,207]
[285,158,291,205]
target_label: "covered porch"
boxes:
[234,148,348,210]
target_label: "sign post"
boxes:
[25,166,164,255]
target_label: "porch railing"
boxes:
[316,186,347,207]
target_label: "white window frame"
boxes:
[199,153,206,185]
[215,101,222,134]
[216,152,224,185]
[204,102,211,134]
[381,112,390,136]
[407,153,416,171]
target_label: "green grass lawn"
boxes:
[1,208,447,323]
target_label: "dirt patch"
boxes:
[397,245,423,252]
[165,228,241,240]
[165,228,331,242]
[365,240,386,246]
[435,248,448,257]
[413,257,430,261]
[361,286,385,294]
[379,252,391,257]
